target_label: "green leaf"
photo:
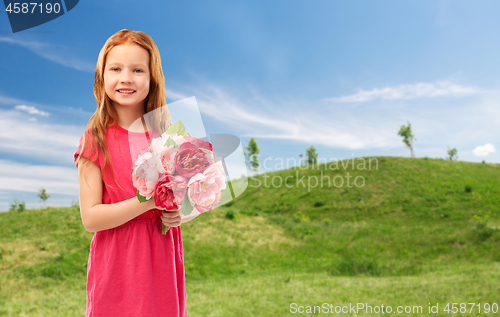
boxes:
[136,190,149,203]
[164,137,178,148]
[180,190,194,216]
[165,119,189,139]
[161,224,170,235]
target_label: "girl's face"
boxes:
[104,42,150,111]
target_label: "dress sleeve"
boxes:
[74,130,99,168]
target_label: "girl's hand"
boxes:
[160,209,181,228]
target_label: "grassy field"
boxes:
[1,156,499,316]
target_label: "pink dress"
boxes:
[74,123,187,317]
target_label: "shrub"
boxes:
[225,210,235,220]
[314,201,325,207]
[447,147,458,161]
[472,211,494,242]
[9,199,26,212]
[474,223,494,242]
[292,211,310,223]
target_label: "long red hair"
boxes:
[76,29,172,186]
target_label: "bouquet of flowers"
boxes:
[132,120,227,234]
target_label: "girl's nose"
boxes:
[120,70,133,83]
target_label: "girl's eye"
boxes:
[134,69,144,73]
[111,67,120,72]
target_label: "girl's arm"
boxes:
[179,209,201,224]
[78,157,158,232]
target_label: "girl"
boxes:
[74,29,188,317]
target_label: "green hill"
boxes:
[1,157,499,316]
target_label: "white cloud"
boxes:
[15,105,50,116]
[0,109,83,165]
[0,107,84,209]
[170,80,500,161]
[473,143,496,157]
[0,36,94,72]
[0,92,93,119]
[0,160,78,195]
[176,84,399,150]
[327,81,481,103]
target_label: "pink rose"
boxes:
[157,145,177,174]
[184,136,213,151]
[150,134,168,155]
[170,175,189,205]
[154,174,178,210]
[174,142,213,178]
[187,161,226,213]
[134,150,152,167]
[132,155,160,200]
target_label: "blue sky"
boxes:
[1,0,500,210]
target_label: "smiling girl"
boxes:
[74,29,187,317]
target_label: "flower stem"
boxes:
[161,223,170,235]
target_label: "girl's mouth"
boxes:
[117,89,136,94]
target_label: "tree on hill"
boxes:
[447,147,458,161]
[398,121,416,157]
[38,187,50,208]
[9,199,26,212]
[306,146,318,165]
[244,138,260,175]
